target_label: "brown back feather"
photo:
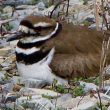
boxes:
[42,23,103,78]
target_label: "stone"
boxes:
[13,84,23,92]
[23,78,49,88]
[3,6,13,13]
[12,76,49,88]
[104,80,110,86]
[38,1,46,11]
[0,72,5,81]
[19,88,61,98]
[78,81,98,93]
[0,102,24,110]
[11,76,24,84]
[17,95,55,110]
[55,93,73,105]
[0,38,10,48]
[56,95,97,109]
[72,101,96,110]
[0,58,4,64]
[0,47,11,56]
[5,92,19,103]
[2,82,14,92]
[94,93,110,106]
[108,106,110,110]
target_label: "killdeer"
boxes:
[7,15,105,85]
[7,15,68,85]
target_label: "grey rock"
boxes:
[17,95,55,110]
[19,87,61,97]
[56,95,97,109]
[38,1,46,10]
[1,62,10,67]
[5,92,19,103]
[11,76,24,84]
[0,102,24,110]
[0,72,5,81]
[3,6,13,13]
[73,101,97,110]
[12,76,49,88]
[0,39,10,48]
[108,106,110,110]
[23,78,49,88]
[78,81,98,93]
[55,94,72,104]
[2,82,14,92]
[0,47,11,57]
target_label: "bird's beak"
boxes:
[6,32,23,42]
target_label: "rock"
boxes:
[56,93,72,104]
[7,54,16,62]
[78,81,98,92]
[17,95,55,110]
[42,0,53,7]
[23,78,49,88]
[108,106,110,110]
[3,6,13,13]
[0,72,5,81]
[0,57,4,64]
[85,17,95,23]
[72,101,96,110]
[13,84,23,92]
[0,102,24,110]
[2,82,14,92]
[104,80,110,86]
[40,5,55,16]
[12,76,49,88]
[56,95,97,109]
[19,88,61,98]
[0,39,10,48]
[1,62,11,67]
[94,93,110,106]
[0,47,11,56]
[38,1,46,11]
[11,76,23,84]
[103,65,110,76]
[5,92,19,103]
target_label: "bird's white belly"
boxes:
[16,47,67,85]
[16,62,67,85]
[17,62,53,83]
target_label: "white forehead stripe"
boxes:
[32,22,59,43]
[16,46,40,55]
[18,25,36,34]
[34,22,51,27]
[18,25,29,33]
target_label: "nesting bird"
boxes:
[7,15,105,85]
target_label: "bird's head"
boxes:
[7,15,60,44]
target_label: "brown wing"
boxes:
[41,23,103,78]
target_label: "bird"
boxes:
[7,15,106,85]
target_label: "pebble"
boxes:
[38,1,46,11]
[0,72,5,81]
[17,95,55,110]
[23,78,50,88]
[0,47,11,57]
[3,6,13,13]
[19,87,61,98]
